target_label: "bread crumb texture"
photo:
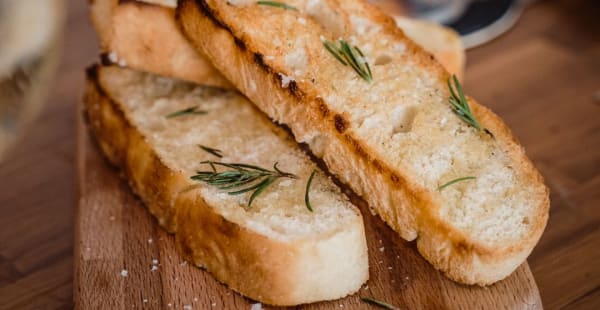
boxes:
[101,67,360,242]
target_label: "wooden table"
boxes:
[0,0,598,309]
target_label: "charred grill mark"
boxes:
[334,114,347,133]
[195,0,229,30]
[318,99,330,117]
[99,52,113,66]
[287,80,300,97]
[372,159,383,172]
[253,53,269,71]
[234,37,246,50]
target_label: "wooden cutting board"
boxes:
[74,116,543,309]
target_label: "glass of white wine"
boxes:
[0,0,64,160]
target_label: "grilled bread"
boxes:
[177,0,549,285]
[83,65,368,305]
[89,0,232,88]
[89,0,464,88]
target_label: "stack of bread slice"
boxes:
[85,0,548,306]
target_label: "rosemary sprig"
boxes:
[191,161,297,207]
[437,176,476,191]
[165,106,207,119]
[447,75,494,138]
[323,39,373,82]
[256,1,298,10]
[361,297,400,310]
[304,170,316,212]
[198,145,223,158]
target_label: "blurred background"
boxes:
[0,0,598,308]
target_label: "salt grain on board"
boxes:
[120,269,128,277]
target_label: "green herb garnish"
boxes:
[165,106,207,119]
[304,170,316,212]
[198,145,223,158]
[437,176,476,191]
[256,1,298,10]
[361,297,400,310]
[447,76,493,137]
[323,39,373,82]
[191,161,297,207]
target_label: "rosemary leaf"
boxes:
[248,176,277,206]
[191,161,297,207]
[447,76,493,138]
[198,145,223,158]
[361,297,400,310]
[323,39,373,82]
[323,41,348,65]
[256,1,298,10]
[165,106,207,119]
[437,176,476,191]
[304,170,316,212]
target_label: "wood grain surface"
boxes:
[0,0,598,309]
[74,108,541,309]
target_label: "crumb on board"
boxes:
[120,269,128,277]
[250,303,262,310]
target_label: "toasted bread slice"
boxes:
[89,0,232,88]
[177,0,549,285]
[83,65,368,305]
[89,0,464,88]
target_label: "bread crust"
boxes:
[89,0,232,88]
[83,65,369,305]
[176,0,549,285]
[89,0,465,87]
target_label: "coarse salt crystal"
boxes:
[120,269,128,277]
